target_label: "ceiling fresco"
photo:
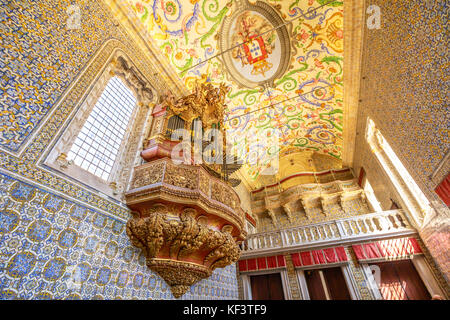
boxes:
[127,0,344,184]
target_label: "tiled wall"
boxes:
[0,0,113,152]
[0,0,238,300]
[353,0,449,281]
[0,173,238,300]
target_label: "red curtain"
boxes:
[247,258,257,271]
[335,247,348,262]
[238,260,247,272]
[364,242,382,259]
[301,251,314,266]
[291,253,302,267]
[312,250,326,264]
[435,173,450,206]
[257,257,267,270]
[323,248,338,263]
[291,247,347,267]
[277,255,286,267]
[352,245,367,260]
[267,256,277,269]
[239,255,286,271]
[353,238,423,262]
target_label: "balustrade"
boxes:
[240,210,415,256]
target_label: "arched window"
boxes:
[67,76,137,180]
[166,115,185,138]
[366,117,432,226]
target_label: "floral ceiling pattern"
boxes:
[128,0,344,181]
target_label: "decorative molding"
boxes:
[252,178,363,215]
[282,203,294,223]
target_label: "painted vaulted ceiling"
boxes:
[126,0,344,186]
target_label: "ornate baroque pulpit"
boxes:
[124,82,246,298]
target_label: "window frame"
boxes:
[240,269,291,300]
[67,75,138,181]
[365,117,433,227]
[361,256,445,300]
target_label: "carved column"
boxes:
[339,195,347,213]
[320,197,328,216]
[360,192,371,212]
[300,197,312,220]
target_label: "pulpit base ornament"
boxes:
[125,174,244,297]
[147,259,211,298]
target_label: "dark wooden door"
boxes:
[375,260,431,300]
[304,269,328,300]
[250,273,285,300]
[322,267,351,300]
[305,267,351,300]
